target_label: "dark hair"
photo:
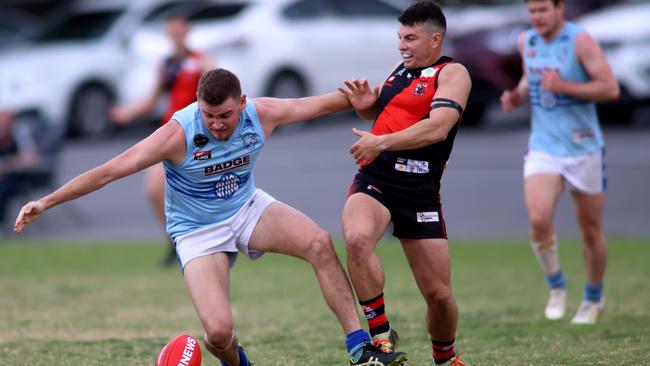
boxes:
[524,0,562,5]
[398,0,446,35]
[197,69,242,106]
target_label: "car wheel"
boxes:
[69,84,114,138]
[265,71,307,99]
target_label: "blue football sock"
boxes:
[545,270,566,289]
[584,282,603,302]
[346,329,371,362]
[220,346,250,366]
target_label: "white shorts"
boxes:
[523,149,606,194]
[174,189,276,269]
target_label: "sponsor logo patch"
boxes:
[421,67,438,78]
[416,211,439,223]
[394,158,429,174]
[193,150,211,160]
[204,154,251,176]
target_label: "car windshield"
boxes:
[441,0,518,4]
[142,2,247,24]
[32,10,121,43]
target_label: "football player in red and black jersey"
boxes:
[338,1,471,365]
[111,14,213,266]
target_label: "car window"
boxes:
[142,1,247,23]
[282,0,334,20]
[330,0,401,17]
[33,10,122,43]
[142,2,188,23]
[188,4,248,21]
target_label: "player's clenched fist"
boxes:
[500,89,521,113]
[14,200,46,234]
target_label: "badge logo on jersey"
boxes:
[194,134,209,147]
[414,83,428,96]
[241,133,259,150]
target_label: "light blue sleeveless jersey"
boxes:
[524,22,604,156]
[164,101,265,238]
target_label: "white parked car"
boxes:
[0,0,190,138]
[123,0,403,109]
[578,1,650,123]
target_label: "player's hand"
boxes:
[350,128,381,166]
[541,70,564,93]
[338,79,379,112]
[109,105,132,125]
[14,200,46,234]
[500,89,520,112]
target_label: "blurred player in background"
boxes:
[111,14,213,266]
[500,0,619,324]
[15,68,407,366]
[338,2,470,365]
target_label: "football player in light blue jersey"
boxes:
[501,0,619,325]
[13,69,406,366]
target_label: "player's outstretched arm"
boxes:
[254,92,352,137]
[338,79,380,121]
[14,121,185,234]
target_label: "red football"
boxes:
[156,334,202,366]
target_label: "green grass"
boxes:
[0,238,649,365]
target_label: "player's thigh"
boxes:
[401,238,451,292]
[247,201,329,259]
[524,173,564,219]
[571,190,605,230]
[342,193,391,247]
[183,253,233,329]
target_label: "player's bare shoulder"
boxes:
[437,63,472,102]
[252,97,284,136]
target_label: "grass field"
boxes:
[0,238,649,365]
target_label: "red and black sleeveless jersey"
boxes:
[161,50,204,125]
[360,56,459,190]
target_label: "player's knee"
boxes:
[422,285,454,307]
[305,229,336,264]
[528,210,552,233]
[344,230,373,257]
[203,320,234,349]
[580,226,604,247]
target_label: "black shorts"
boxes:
[348,173,447,239]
